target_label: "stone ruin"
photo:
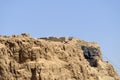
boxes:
[40,36,73,43]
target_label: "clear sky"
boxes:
[0,0,120,75]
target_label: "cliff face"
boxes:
[0,34,119,80]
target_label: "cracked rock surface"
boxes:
[0,34,119,80]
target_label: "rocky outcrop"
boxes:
[0,34,119,80]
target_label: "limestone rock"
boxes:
[0,34,119,80]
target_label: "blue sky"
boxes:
[0,0,120,75]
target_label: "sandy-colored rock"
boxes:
[0,34,119,80]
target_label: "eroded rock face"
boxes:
[0,34,119,80]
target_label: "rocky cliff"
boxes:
[0,34,119,80]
